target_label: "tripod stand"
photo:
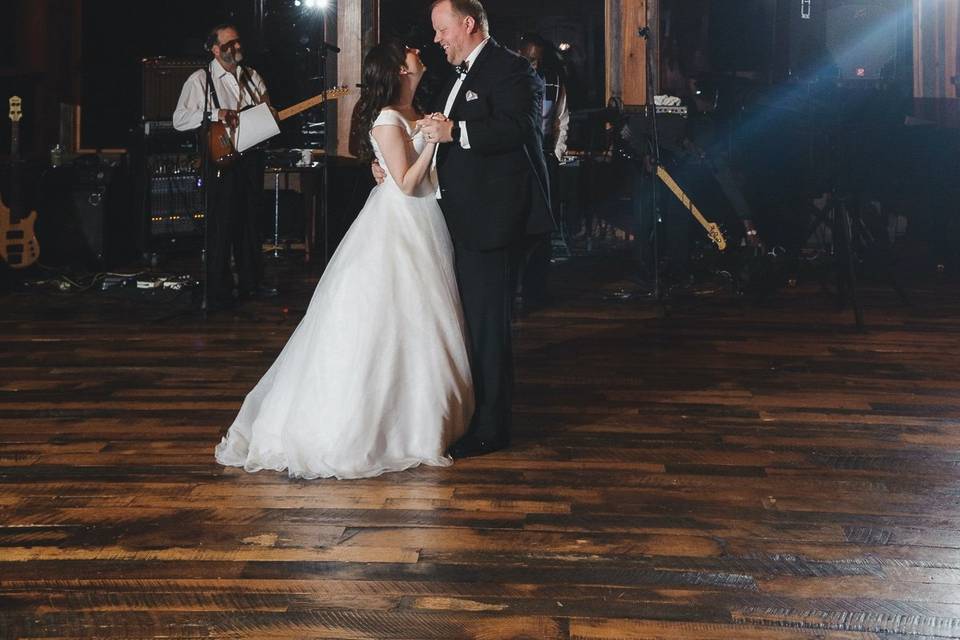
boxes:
[796,83,910,330]
[803,188,909,330]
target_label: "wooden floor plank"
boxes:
[2,258,960,637]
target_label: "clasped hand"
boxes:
[371,113,451,185]
[416,113,453,144]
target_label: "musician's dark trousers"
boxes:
[454,243,516,445]
[205,152,264,305]
[513,151,557,306]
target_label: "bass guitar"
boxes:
[656,165,727,251]
[0,96,40,268]
[208,86,351,167]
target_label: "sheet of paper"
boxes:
[236,103,280,153]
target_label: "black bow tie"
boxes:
[454,60,469,76]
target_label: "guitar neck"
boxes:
[656,166,709,228]
[7,121,23,221]
[656,165,727,250]
[277,93,330,121]
[10,121,19,163]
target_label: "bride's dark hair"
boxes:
[350,40,419,162]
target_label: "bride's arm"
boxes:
[371,125,436,196]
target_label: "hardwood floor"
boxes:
[2,257,960,638]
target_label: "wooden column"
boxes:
[606,0,656,107]
[335,0,377,157]
[914,0,960,99]
[9,0,82,155]
[913,0,960,127]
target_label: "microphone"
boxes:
[299,36,341,54]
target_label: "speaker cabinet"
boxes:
[70,184,107,263]
[141,57,205,122]
[38,156,131,268]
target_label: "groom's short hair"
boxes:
[432,0,489,36]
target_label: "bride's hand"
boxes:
[414,119,439,145]
[429,113,448,121]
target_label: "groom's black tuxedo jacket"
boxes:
[434,38,555,251]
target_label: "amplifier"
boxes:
[625,104,690,153]
[624,104,689,117]
[146,153,203,238]
[141,57,205,121]
[38,156,131,267]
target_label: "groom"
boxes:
[417,0,553,458]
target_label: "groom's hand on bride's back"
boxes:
[371,160,386,185]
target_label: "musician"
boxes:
[173,23,272,310]
[684,78,762,249]
[514,33,570,310]
[627,77,763,283]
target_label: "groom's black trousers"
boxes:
[453,243,516,444]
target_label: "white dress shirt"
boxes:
[434,38,489,196]
[546,82,569,160]
[173,59,268,131]
[442,37,489,149]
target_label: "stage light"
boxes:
[294,0,301,5]
[302,0,329,8]
[558,42,571,51]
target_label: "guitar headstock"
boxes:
[706,223,727,251]
[9,96,22,123]
[325,86,352,100]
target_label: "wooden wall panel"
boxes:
[913,0,960,127]
[335,0,377,157]
[914,0,960,99]
[606,0,655,107]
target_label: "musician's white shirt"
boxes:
[173,59,268,131]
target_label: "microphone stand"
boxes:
[199,64,212,317]
[639,25,663,304]
[610,24,665,309]
[316,19,339,267]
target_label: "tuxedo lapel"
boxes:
[449,38,499,119]
[435,73,459,113]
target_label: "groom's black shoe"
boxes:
[448,434,509,459]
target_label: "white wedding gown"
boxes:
[215,109,473,479]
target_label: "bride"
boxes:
[215,41,474,479]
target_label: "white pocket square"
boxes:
[465,90,479,102]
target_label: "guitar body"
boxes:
[208,120,240,167]
[2,96,40,269]
[0,197,40,269]
[206,87,350,167]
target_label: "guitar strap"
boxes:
[238,67,263,106]
[204,65,222,111]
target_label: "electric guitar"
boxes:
[656,165,727,251]
[0,96,40,268]
[208,86,351,167]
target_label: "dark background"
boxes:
[0,0,916,153]
[1,0,955,272]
